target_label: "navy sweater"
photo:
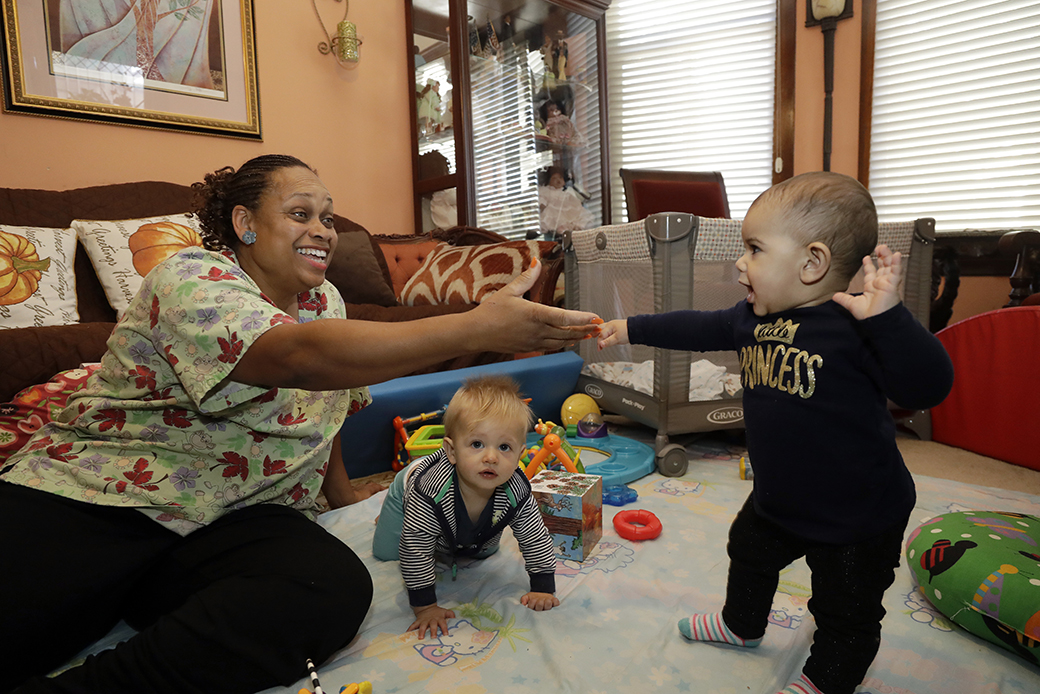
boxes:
[628,301,954,543]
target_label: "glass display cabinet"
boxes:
[407,0,611,238]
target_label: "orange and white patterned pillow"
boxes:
[0,224,79,329]
[73,214,203,319]
[399,240,558,306]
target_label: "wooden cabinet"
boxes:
[407,0,611,238]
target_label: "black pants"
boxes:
[0,482,373,694]
[720,494,908,694]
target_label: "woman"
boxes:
[0,154,599,694]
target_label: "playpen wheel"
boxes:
[656,444,688,477]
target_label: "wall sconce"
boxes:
[312,0,362,66]
[806,1,854,171]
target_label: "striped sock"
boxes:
[677,612,762,647]
[777,674,824,694]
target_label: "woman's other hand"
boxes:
[321,434,385,509]
[351,481,386,502]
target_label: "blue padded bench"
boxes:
[338,352,584,478]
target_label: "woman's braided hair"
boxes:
[192,154,313,251]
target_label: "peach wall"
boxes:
[0,2,415,238]
[793,3,862,177]
[0,3,1015,324]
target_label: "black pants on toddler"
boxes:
[720,494,908,694]
[0,481,373,694]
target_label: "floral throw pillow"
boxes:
[0,225,79,329]
[399,240,558,306]
[0,363,100,467]
[73,214,203,319]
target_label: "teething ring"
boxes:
[613,509,662,541]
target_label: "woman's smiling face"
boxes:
[234,166,337,313]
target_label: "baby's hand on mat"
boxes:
[597,319,629,350]
[521,592,560,611]
[408,604,455,639]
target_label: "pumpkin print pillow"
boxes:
[73,214,203,319]
[0,225,79,329]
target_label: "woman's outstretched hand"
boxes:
[476,258,601,353]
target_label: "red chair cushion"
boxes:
[931,306,1040,470]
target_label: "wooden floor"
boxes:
[897,435,1040,495]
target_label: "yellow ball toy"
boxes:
[561,393,601,427]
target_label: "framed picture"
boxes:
[0,0,261,139]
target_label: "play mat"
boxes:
[63,435,1040,694]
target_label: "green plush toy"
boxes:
[905,511,1040,665]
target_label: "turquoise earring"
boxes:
[241,229,257,245]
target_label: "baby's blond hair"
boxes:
[442,374,533,442]
[750,171,878,283]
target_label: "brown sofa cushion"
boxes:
[326,230,399,307]
[0,323,115,402]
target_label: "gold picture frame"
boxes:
[1,0,261,139]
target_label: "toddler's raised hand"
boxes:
[597,319,630,350]
[832,244,903,320]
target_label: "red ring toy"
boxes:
[613,509,663,541]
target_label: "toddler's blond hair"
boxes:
[443,374,533,442]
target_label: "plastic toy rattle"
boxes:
[613,509,663,541]
[521,419,588,479]
[523,432,580,479]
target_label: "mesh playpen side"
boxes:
[563,213,935,476]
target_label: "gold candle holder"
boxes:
[337,20,360,63]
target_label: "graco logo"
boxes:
[707,407,744,424]
[585,384,604,399]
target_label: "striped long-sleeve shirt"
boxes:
[399,450,557,607]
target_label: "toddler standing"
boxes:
[597,172,954,694]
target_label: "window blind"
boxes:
[870,0,1040,231]
[605,0,777,222]
[470,42,541,236]
[469,15,603,239]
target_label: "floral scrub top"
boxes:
[0,247,370,535]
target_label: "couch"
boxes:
[0,181,563,403]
